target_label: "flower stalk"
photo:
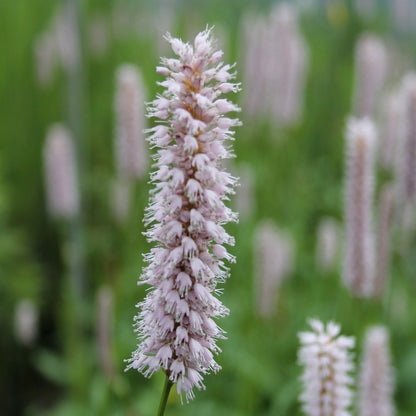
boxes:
[157,376,173,416]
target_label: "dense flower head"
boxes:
[298,319,355,416]
[125,28,240,402]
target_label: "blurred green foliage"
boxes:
[1,0,416,415]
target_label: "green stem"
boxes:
[157,375,173,416]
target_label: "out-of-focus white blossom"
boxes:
[359,326,395,416]
[54,2,81,73]
[316,217,340,273]
[43,124,80,219]
[353,33,387,117]
[34,31,57,87]
[240,3,308,126]
[379,90,405,170]
[14,299,38,346]
[254,220,295,318]
[114,64,148,179]
[110,178,132,224]
[396,73,416,206]
[343,117,376,297]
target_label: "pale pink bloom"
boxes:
[110,178,132,224]
[353,33,387,117]
[316,217,340,273]
[359,326,395,416]
[240,3,308,126]
[14,299,38,346]
[374,184,394,299]
[239,13,268,121]
[379,90,405,170]
[43,124,79,219]
[254,220,295,318]
[298,319,355,416]
[34,31,57,87]
[54,3,81,73]
[126,28,240,402]
[34,3,81,84]
[88,14,109,58]
[114,64,147,179]
[268,3,308,125]
[396,73,416,206]
[96,286,115,380]
[343,117,376,297]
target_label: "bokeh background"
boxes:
[1,0,416,415]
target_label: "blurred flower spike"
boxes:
[298,319,355,416]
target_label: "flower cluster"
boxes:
[126,28,240,402]
[298,319,355,416]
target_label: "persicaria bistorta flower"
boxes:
[298,319,355,416]
[359,326,395,416]
[125,28,241,402]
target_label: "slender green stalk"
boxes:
[157,376,173,416]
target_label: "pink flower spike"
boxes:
[125,27,240,403]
